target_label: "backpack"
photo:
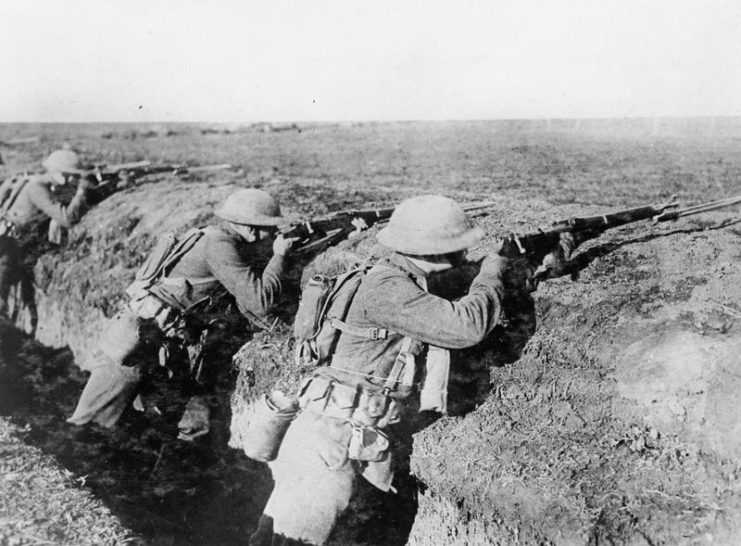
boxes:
[125,227,206,306]
[294,266,393,366]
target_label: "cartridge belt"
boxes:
[298,376,403,429]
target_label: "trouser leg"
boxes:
[0,236,19,317]
[251,412,356,546]
[68,309,146,427]
[175,325,213,440]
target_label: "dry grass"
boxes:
[0,419,140,546]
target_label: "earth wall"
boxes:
[7,120,741,544]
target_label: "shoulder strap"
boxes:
[327,317,390,340]
[382,337,423,392]
[159,227,206,279]
[0,177,30,216]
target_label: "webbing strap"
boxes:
[160,227,205,277]
[328,317,390,340]
[383,337,417,392]
[0,177,29,216]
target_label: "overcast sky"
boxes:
[1,0,740,122]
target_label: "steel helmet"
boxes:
[377,195,483,255]
[215,189,283,226]
[42,149,85,174]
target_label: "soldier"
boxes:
[0,149,93,327]
[68,188,297,440]
[249,195,514,545]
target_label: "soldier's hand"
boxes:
[480,251,509,277]
[534,232,577,281]
[482,251,535,292]
[76,175,98,194]
[273,234,299,256]
[348,217,369,239]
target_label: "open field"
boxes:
[1,119,741,545]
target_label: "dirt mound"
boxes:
[408,214,741,545]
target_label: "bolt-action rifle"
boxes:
[283,202,497,256]
[496,194,741,288]
[86,161,233,201]
[0,137,40,147]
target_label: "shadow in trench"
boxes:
[0,318,275,545]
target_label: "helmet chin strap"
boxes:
[404,254,457,274]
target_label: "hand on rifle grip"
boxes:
[77,175,97,194]
[349,217,369,239]
[273,234,299,256]
[534,232,577,282]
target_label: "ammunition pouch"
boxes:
[297,376,399,466]
[127,287,170,321]
[298,376,403,430]
[348,422,389,462]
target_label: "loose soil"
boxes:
[1,119,740,545]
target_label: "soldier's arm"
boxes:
[362,256,507,349]
[205,234,285,318]
[27,180,90,228]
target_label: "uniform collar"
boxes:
[387,252,429,280]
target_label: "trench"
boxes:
[3,144,741,544]
[8,218,741,545]
[1,227,539,546]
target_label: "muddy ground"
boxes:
[1,119,740,545]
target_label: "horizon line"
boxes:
[2,115,741,125]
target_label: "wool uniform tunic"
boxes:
[68,224,287,429]
[251,252,507,546]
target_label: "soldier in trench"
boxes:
[248,195,574,546]
[0,149,94,332]
[68,188,298,441]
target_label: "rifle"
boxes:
[0,137,40,147]
[88,161,233,199]
[496,194,741,287]
[284,202,497,256]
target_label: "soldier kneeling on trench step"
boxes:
[68,189,297,441]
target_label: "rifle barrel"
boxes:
[656,194,741,221]
[98,160,152,172]
[185,163,232,172]
[462,201,497,212]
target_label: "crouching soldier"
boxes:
[249,195,517,545]
[0,149,93,329]
[68,189,297,440]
